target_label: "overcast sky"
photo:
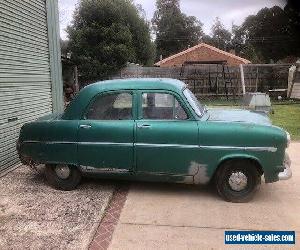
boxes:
[58,0,286,40]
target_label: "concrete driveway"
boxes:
[109,143,300,250]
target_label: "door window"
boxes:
[142,93,187,120]
[85,92,132,120]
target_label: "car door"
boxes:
[135,91,200,179]
[77,91,135,172]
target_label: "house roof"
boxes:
[155,43,251,66]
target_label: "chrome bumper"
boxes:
[278,153,292,180]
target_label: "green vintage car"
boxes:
[17,78,292,202]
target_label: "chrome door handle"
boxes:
[137,124,151,129]
[80,124,92,129]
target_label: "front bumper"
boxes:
[278,153,292,180]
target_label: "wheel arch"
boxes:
[213,154,264,179]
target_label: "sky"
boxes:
[58,0,286,40]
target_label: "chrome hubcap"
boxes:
[228,171,248,191]
[55,165,71,179]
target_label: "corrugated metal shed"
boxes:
[0,0,63,175]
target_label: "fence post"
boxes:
[240,64,246,95]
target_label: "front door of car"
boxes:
[135,91,199,178]
[77,91,135,172]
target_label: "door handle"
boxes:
[137,124,151,129]
[80,124,92,129]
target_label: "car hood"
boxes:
[207,108,271,126]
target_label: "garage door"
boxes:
[0,0,53,175]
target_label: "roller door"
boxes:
[0,0,53,175]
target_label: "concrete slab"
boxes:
[109,143,300,249]
[0,166,114,250]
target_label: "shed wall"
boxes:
[0,0,62,175]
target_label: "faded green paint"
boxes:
[17,79,289,184]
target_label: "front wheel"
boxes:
[45,164,82,191]
[215,160,261,203]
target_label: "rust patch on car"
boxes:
[185,161,210,185]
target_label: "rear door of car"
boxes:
[77,91,135,172]
[135,90,199,180]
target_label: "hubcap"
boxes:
[55,165,71,179]
[228,171,248,191]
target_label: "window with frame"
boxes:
[142,93,188,120]
[85,92,133,120]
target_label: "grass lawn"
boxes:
[271,104,300,141]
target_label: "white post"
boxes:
[240,64,246,95]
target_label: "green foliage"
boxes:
[67,0,155,83]
[152,0,203,59]
[232,3,300,63]
[209,17,232,51]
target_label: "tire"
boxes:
[214,160,261,203]
[45,164,82,191]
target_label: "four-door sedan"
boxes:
[17,78,292,202]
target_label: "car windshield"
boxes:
[183,88,206,117]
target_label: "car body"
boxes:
[17,78,292,202]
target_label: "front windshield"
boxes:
[183,88,205,117]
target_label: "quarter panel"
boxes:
[20,120,79,165]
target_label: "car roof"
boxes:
[84,78,186,93]
[62,78,187,120]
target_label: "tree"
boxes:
[152,0,203,59]
[210,17,232,51]
[67,0,155,83]
[283,0,300,59]
[60,39,70,57]
[240,6,289,63]
[231,24,263,63]
[232,4,300,63]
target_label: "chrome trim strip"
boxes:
[78,142,132,147]
[23,141,277,152]
[135,143,198,149]
[80,166,130,174]
[23,140,76,145]
[135,143,277,152]
[23,141,131,146]
[199,145,277,153]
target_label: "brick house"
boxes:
[155,43,251,67]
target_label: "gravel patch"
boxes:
[0,166,115,250]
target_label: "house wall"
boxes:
[159,46,249,67]
[0,0,63,175]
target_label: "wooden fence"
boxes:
[112,64,292,99]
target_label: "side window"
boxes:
[85,92,132,120]
[142,93,188,120]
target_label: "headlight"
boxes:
[286,131,291,148]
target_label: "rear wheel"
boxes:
[45,164,82,191]
[215,160,261,203]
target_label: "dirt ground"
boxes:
[0,166,114,250]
